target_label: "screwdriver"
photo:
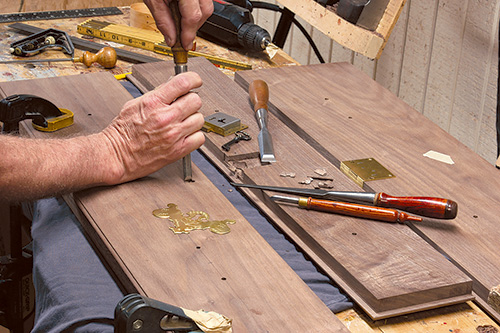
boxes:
[169,0,192,182]
[231,182,458,219]
[271,195,422,223]
[0,47,117,69]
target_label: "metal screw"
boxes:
[132,319,143,330]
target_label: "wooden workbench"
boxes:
[0,6,498,332]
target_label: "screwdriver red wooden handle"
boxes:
[375,193,458,219]
[303,197,422,223]
[249,79,269,112]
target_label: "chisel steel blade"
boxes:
[258,128,276,163]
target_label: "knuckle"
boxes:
[173,74,192,92]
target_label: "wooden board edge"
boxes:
[63,193,144,295]
[276,0,385,59]
[475,292,500,324]
[198,145,473,321]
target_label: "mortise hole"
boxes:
[196,246,201,249]
[348,116,352,119]
[473,215,478,218]
[221,277,227,281]
[352,232,357,235]
[87,113,92,116]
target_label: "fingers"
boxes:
[145,0,214,49]
[143,72,202,108]
[143,0,176,45]
[178,0,214,50]
[102,72,205,183]
[182,115,206,152]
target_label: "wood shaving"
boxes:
[299,177,313,185]
[314,168,327,176]
[280,172,296,178]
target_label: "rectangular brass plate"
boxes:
[202,112,248,136]
[340,158,395,187]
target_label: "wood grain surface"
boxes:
[0,72,348,332]
[131,57,474,320]
[234,62,500,319]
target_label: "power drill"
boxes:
[198,0,272,52]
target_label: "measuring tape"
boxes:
[0,7,123,23]
[77,19,252,71]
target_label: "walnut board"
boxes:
[235,62,500,314]
[130,57,474,320]
[0,73,349,332]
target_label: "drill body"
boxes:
[198,0,271,52]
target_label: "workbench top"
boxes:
[0,6,498,332]
[0,6,298,81]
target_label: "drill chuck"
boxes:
[198,0,271,52]
[237,23,271,51]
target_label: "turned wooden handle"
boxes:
[375,193,458,219]
[249,79,269,112]
[304,197,422,223]
[169,0,188,64]
[78,47,117,69]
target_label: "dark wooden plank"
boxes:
[234,62,500,315]
[131,57,474,319]
[0,72,348,332]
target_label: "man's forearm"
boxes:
[0,133,120,203]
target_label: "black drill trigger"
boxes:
[0,94,63,133]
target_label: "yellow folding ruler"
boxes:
[77,19,252,71]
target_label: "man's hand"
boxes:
[144,0,214,50]
[102,72,205,184]
[0,73,205,202]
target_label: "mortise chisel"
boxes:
[249,79,276,163]
[169,0,192,181]
[230,182,458,219]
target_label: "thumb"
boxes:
[144,72,202,106]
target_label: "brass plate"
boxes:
[153,203,236,235]
[340,158,395,187]
[202,112,248,137]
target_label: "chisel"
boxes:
[249,79,276,163]
[230,182,458,219]
[169,0,192,181]
[271,195,422,223]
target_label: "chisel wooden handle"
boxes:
[303,197,422,223]
[375,193,458,219]
[249,79,269,112]
[169,0,188,70]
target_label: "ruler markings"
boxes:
[78,19,252,71]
